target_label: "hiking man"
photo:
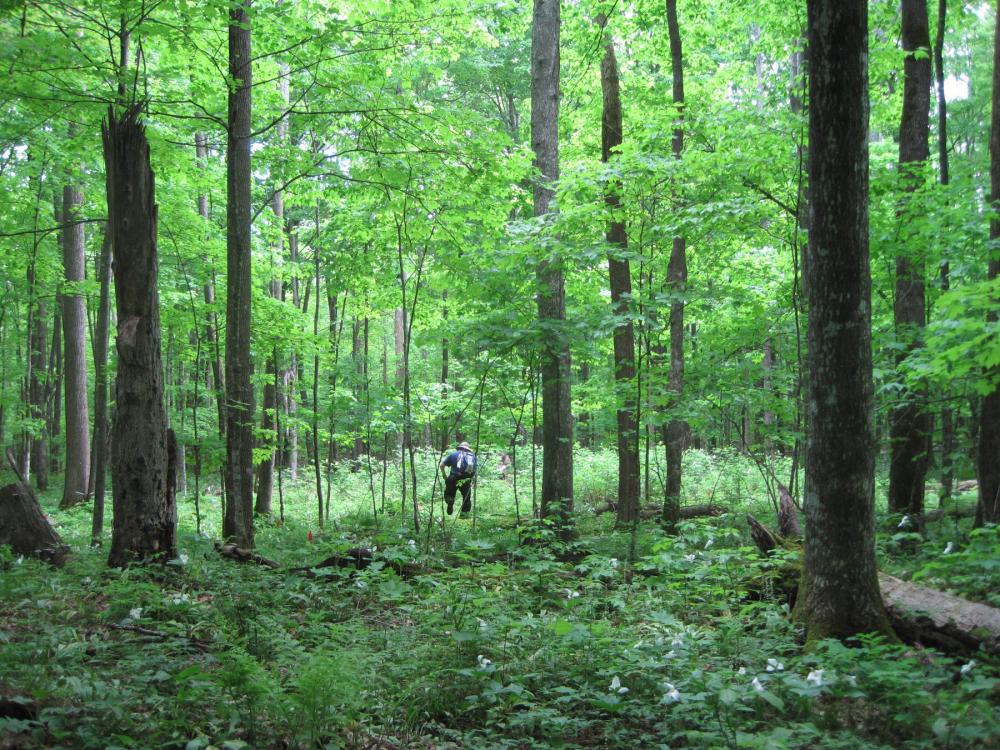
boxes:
[440,441,476,515]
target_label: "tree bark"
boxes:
[27,264,48,491]
[663,0,688,531]
[59,183,91,509]
[888,0,932,518]
[798,0,894,642]
[532,0,573,539]
[978,0,1000,525]
[102,106,176,566]
[223,0,255,548]
[0,477,68,566]
[599,36,639,525]
[91,230,112,544]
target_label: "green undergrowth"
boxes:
[1,450,998,749]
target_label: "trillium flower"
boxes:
[898,514,912,529]
[564,589,580,599]
[178,552,189,565]
[407,539,417,548]
[751,677,764,692]
[943,542,955,555]
[737,667,747,675]
[766,658,784,672]
[609,675,629,694]
[704,538,714,549]
[477,654,492,669]
[684,554,696,562]
[960,660,976,675]
[806,669,824,686]
[129,607,143,620]
[609,558,619,569]
[660,682,680,703]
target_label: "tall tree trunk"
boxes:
[977,0,1000,525]
[532,0,573,539]
[934,0,954,505]
[27,265,48,491]
[599,34,639,525]
[195,132,227,452]
[90,230,112,544]
[286,221,300,479]
[59,183,91,509]
[102,106,176,566]
[797,0,894,642]
[223,0,255,548]
[663,0,688,531]
[888,0,932,519]
[439,290,450,451]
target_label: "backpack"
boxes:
[455,450,476,477]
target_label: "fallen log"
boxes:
[597,501,726,520]
[214,542,280,568]
[747,505,1000,656]
[878,573,1000,655]
[0,454,70,567]
[290,547,424,579]
[922,506,977,523]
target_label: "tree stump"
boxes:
[0,482,69,566]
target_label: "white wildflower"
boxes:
[845,675,857,687]
[129,607,143,620]
[751,677,764,692]
[477,654,492,669]
[705,538,714,549]
[806,669,824,687]
[609,558,619,569]
[684,554,696,562]
[407,539,417,548]
[766,658,784,672]
[15,556,23,565]
[478,618,489,631]
[943,542,955,555]
[81,577,92,585]
[671,636,684,647]
[898,514,912,529]
[564,589,580,600]
[737,667,747,675]
[609,675,629,694]
[178,552,189,565]
[660,682,680,703]
[960,660,976,675]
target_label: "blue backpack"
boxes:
[455,450,477,477]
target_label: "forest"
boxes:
[0,0,999,747]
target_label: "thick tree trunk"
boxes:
[532,0,573,539]
[59,184,91,509]
[979,0,1000,525]
[599,36,639,525]
[664,0,688,531]
[888,0,932,518]
[91,230,113,544]
[223,0,255,548]
[102,106,176,566]
[798,0,894,642]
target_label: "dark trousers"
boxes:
[444,474,472,513]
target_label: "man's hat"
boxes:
[458,441,472,450]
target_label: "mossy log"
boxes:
[214,541,280,568]
[597,502,725,520]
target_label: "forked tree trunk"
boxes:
[599,34,639,525]
[798,0,894,642]
[888,0,932,518]
[59,184,91,509]
[102,106,176,566]
[978,0,1000,525]
[532,0,573,539]
[223,0,255,548]
[664,0,689,531]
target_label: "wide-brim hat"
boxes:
[458,441,472,450]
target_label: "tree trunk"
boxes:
[934,0,956,506]
[599,35,639,525]
[532,0,573,539]
[102,106,176,566]
[59,184,91,509]
[663,0,688,531]
[978,0,1000,525]
[91,230,113,544]
[888,0,932,518]
[223,0,255,548]
[286,221,300,479]
[797,0,894,642]
[27,267,48,491]
[0,476,68,566]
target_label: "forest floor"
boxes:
[1,448,998,750]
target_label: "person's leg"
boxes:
[459,478,472,515]
[444,475,457,515]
